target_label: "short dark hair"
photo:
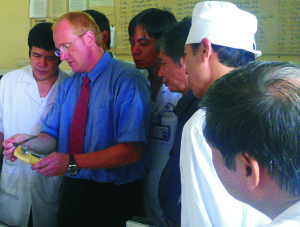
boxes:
[128,8,177,40]
[202,61,300,196]
[155,17,191,66]
[28,22,56,57]
[190,43,255,68]
[84,9,111,49]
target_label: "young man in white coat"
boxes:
[0,22,69,227]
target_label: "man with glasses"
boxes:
[0,22,68,227]
[3,12,151,227]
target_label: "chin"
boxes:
[70,66,79,73]
[135,64,145,69]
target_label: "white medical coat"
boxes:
[0,66,69,227]
[180,109,271,227]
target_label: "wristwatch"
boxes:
[67,154,78,176]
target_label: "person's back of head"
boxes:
[186,1,261,67]
[202,61,300,216]
[84,9,111,50]
[28,22,56,57]
[128,8,177,41]
[155,16,191,67]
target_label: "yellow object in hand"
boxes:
[14,145,40,165]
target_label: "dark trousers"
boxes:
[58,177,143,227]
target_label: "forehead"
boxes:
[131,25,151,39]
[159,50,173,62]
[53,20,75,45]
[31,46,56,56]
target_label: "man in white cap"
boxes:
[180,1,271,226]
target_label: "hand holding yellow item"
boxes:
[14,145,41,165]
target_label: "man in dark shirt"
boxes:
[155,17,201,227]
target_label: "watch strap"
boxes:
[69,154,76,165]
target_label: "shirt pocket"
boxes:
[90,107,112,145]
[0,159,20,196]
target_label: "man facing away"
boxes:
[128,8,181,226]
[0,22,68,227]
[180,1,271,226]
[155,17,201,227]
[3,12,151,227]
[84,9,111,53]
[202,61,300,226]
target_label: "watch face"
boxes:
[68,166,78,175]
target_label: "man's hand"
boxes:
[3,134,28,162]
[31,152,69,177]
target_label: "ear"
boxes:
[178,57,186,69]
[200,38,213,62]
[83,30,95,47]
[101,30,109,46]
[239,152,261,191]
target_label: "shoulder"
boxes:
[1,66,32,83]
[58,68,70,80]
[108,58,148,87]
[183,108,206,134]
[58,72,79,90]
[110,58,142,75]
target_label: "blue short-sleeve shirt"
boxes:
[42,52,151,184]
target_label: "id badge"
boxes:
[151,124,170,141]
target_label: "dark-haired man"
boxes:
[128,8,181,226]
[202,61,300,226]
[155,17,201,227]
[180,1,271,226]
[0,22,68,227]
[84,9,111,52]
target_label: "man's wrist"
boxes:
[67,154,78,175]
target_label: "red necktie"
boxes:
[68,75,90,154]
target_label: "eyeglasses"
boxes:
[54,32,86,57]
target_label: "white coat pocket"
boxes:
[0,159,20,197]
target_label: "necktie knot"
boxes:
[82,75,90,87]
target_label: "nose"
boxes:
[158,65,164,78]
[38,56,47,67]
[131,43,140,55]
[60,52,68,61]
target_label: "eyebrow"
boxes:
[129,37,150,42]
[32,52,56,58]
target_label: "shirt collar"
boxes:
[273,200,300,223]
[80,51,111,83]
